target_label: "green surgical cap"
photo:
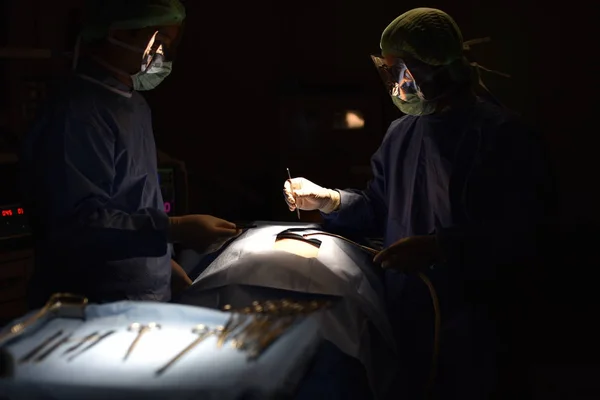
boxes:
[81,0,186,42]
[380,8,463,66]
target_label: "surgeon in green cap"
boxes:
[21,0,241,307]
[283,7,553,398]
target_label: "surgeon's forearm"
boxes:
[57,206,170,261]
[321,189,385,237]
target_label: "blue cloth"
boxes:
[0,301,321,400]
[21,59,172,307]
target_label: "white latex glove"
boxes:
[283,177,341,214]
[168,215,241,254]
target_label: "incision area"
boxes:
[272,238,319,259]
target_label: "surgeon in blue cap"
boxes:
[21,0,240,307]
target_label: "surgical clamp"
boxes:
[123,322,161,361]
[156,324,216,375]
[216,313,249,348]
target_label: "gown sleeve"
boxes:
[30,113,170,261]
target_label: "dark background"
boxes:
[1,0,597,225]
[1,0,598,396]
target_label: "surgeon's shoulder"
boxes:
[474,99,544,151]
[59,75,149,119]
[27,76,96,122]
[50,75,114,110]
[381,115,418,144]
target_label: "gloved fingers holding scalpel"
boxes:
[283,178,340,214]
[283,177,444,273]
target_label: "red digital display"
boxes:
[1,207,24,217]
[164,202,171,213]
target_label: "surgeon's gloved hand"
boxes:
[168,215,241,254]
[283,177,341,214]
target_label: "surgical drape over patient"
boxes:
[178,224,398,400]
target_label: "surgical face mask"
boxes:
[391,93,437,116]
[371,55,436,116]
[107,31,173,91]
[132,58,173,91]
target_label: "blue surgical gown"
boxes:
[21,60,172,307]
[323,97,549,283]
[322,98,551,398]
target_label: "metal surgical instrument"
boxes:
[156,324,216,375]
[124,322,161,361]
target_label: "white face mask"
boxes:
[132,58,173,91]
[106,33,173,91]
